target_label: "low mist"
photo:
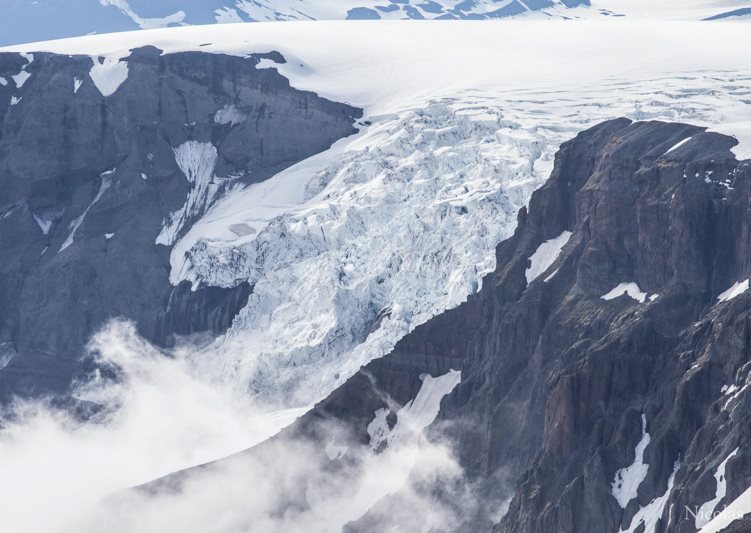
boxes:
[0,320,480,533]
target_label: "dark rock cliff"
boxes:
[298,119,751,532]
[0,46,361,402]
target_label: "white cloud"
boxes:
[0,321,303,533]
[0,321,475,533]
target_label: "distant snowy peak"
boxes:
[3,0,588,47]
[228,0,590,22]
[4,1,750,47]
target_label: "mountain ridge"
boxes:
[1,0,591,47]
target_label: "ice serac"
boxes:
[0,46,361,402]
[228,119,750,532]
[172,102,552,408]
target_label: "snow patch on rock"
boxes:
[176,102,552,407]
[718,279,749,302]
[722,378,751,412]
[10,52,33,89]
[11,70,30,89]
[620,460,680,533]
[602,282,648,303]
[214,104,246,126]
[256,57,283,70]
[699,468,751,533]
[525,231,572,284]
[390,370,461,445]
[664,136,692,154]
[32,213,55,235]
[89,55,129,97]
[367,369,461,451]
[60,173,113,252]
[695,447,740,529]
[156,141,220,247]
[612,414,651,509]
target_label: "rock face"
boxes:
[284,119,750,532]
[0,47,361,402]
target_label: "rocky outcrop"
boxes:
[152,281,253,348]
[295,119,751,532]
[0,46,361,402]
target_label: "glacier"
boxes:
[171,65,751,410]
[177,101,552,407]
